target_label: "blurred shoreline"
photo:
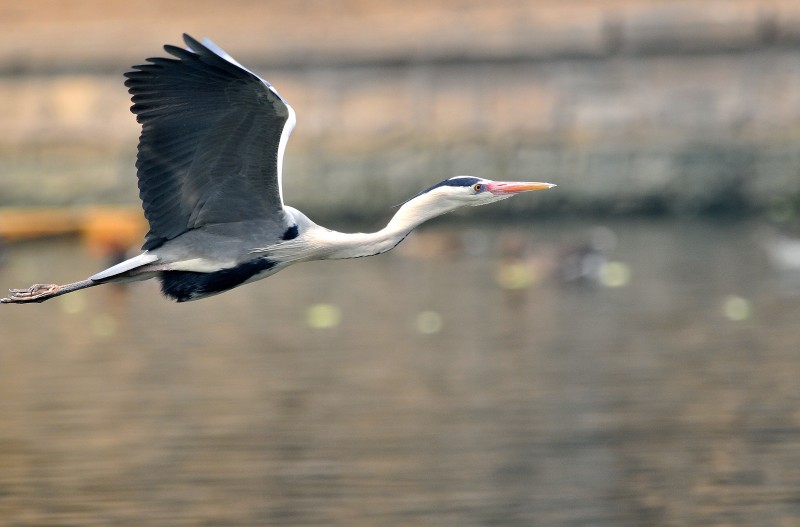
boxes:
[1,1,799,218]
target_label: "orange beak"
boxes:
[486,181,556,195]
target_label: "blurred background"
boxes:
[1,1,800,525]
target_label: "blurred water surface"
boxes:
[0,219,799,526]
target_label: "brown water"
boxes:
[0,219,799,526]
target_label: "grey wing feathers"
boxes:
[125,34,292,250]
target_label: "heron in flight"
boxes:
[2,34,554,304]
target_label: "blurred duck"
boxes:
[557,226,617,286]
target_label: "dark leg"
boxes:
[1,279,98,304]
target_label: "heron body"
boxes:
[2,34,554,304]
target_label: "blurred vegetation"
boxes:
[1,0,800,219]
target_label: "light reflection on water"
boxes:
[1,219,799,526]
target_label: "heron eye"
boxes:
[473,183,483,192]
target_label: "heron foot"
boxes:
[1,284,61,304]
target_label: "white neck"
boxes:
[319,191,459,259]
[261,192,460,263]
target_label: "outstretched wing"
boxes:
[125,34,296,250]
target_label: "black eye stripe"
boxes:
[443,177,483,188]
[418,177,482,194]
[399,177,484,206]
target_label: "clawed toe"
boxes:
[1,284,60,304]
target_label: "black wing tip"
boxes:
[123,35,213,90]
[182,33,204,52]
[181,34,221,64]
[124,34,203,76]
[127,34,248,77]
[163,45,196,61]
[177,34,254,78]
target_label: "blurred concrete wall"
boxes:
[1,0,800,217]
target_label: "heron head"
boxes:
[411,176,555,210]
[388,176,556,233]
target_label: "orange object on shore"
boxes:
[0,206,146,253]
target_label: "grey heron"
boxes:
[1,34,555,304]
